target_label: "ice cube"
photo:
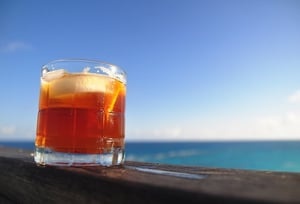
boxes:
[82,66,90,73]
[75,74,111,93]
[42,69,67,82]
[49,74,114,98]
[95,66,112,76]
[95,65,126,84]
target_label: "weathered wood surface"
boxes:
[0,146,300,203]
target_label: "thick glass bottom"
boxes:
[34,147,125,166]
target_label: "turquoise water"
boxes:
[1,140,300,172]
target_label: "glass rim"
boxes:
[44,58,119,66]
[42,58,127,84]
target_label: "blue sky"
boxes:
[1,0,300,141]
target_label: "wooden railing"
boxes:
[0,146,299,203]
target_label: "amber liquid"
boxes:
[35,73,126,154]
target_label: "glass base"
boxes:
[34,147,125,167]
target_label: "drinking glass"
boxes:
[34,59,126,166]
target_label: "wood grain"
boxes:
[0,146,299,203]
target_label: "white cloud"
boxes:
[127,127,182,141]
[0,41,32,53]
[255,112,300,139]
[288,90,300,104]
[126,110,300,141]
[0,125,16,135]
[0,125,35,140]
[126,91,300,141]
[179,114,300,141]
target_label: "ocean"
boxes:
[1,140,300,173]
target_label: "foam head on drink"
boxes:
[35,68,126,164]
